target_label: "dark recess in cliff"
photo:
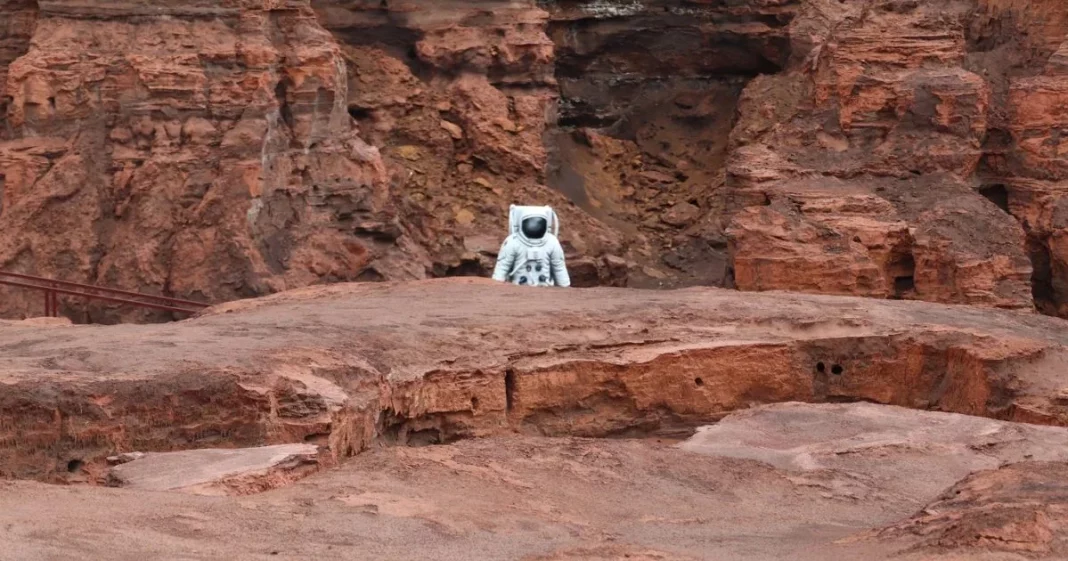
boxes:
[541,0,795,288]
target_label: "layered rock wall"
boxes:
[5,279,1068,482]
[310,0,627,284]
[0,0,432,322]
[0,0,37,132]
[726,0,1068,313]
[1,0,1068,320]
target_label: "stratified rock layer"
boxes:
[727,1,1031,308]
[3,278,1068,482]
[3,0,1068,321]
[0,0,428,323]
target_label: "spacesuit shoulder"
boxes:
[499,234,525,252]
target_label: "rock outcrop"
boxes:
[0,0,430,324]
[4,278,1068,482]
[683,402,1068,505]
[723,0,1068,315]
[6,400,1068,559]
[876,461,1068,559]
[106,443,321,495]
[2,0,1068,321]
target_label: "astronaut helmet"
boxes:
[509,205,559,246]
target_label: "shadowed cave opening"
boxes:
[979,184,1010,213]
[1029,238,1058,315]
[895,276,916,296]
[541,1,794,288]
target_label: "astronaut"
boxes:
[492,205,571,287]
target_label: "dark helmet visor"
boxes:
[522,217,547,240]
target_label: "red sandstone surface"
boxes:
[2,0,1068,320]
[3,1,1068,559]
[4,277,1068,481]
[0,280,1064,558]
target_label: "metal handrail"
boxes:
[0,271,210,318]
[0,271,207,308]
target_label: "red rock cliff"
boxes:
[0,0,1066,320]
[727,0,1068,313]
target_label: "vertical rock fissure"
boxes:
[1029,238,1057,315]
[505,368,516,412]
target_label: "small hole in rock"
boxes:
[67,459,84,473]
[816,362,826,373]
[348,107,372,121]
[831,365,844,375]
[694,377,704,387]
[471,396,480,410]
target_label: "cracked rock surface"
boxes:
[4,277,1068,483]
[0,281,1066,558]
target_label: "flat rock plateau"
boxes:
[0,279,1068,559]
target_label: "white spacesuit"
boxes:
[492,205,571,287]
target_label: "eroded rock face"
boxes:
[875,461,1068,559]
[0,0,430,323]
[4,278,1068,482]
[723,0,1061,311]
[311,0,629,285]
[0,1,37,129]
[1,0,1068,319]
[542,0,798,288]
